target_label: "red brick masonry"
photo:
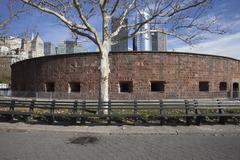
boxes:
[11,51,240,100]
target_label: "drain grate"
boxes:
[69,136,99,145]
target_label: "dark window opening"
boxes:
[45,82,55,92]
[151,81,165,92]
[233,82,239,98]
[69,82,81,92]
[233,83,239,91]
[219,82,227,91]
[119,81,133,93]
[199,81,209,92]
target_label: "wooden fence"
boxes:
[0,99,240,125]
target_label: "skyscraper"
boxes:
[151,30,167,51]
[44,42,55,56]
[133,11,152,51]
[111,17,128,51]
[56,41,82,54]
[133,11,167,52]
[29,33,44,58]
[65,41,74,54]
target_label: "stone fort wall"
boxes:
[11,52,240,100]
[0,56,12,84]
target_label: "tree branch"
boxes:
[21,0,87,30]
[72,0,102,46]
[0,0,24,31]
[110,0,120,15]
[110,0,136,38]
[127,0,210,42]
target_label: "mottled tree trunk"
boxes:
[99,45,110,114]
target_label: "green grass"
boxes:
[0,105,240,123]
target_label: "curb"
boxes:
[0,122,240,135]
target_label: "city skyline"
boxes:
[0,33,44,59]
[0,0,239,58]
[132,11,167,52]
[56,40,83,55]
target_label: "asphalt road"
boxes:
[0,130,239,160]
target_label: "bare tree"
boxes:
[18,0,223,109]
[0,0,25,35]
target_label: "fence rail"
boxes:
[1,91,239,100]
[0,98,240,125]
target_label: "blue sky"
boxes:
[171,0,240,59]
[0,0,240,58]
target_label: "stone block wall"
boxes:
[11,52,240,100]
[0,56,12,84]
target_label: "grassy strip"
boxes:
[0,105,240,123]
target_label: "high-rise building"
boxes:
[65,41,74,54]
[56,41,65,54]
[29,33,44,58]
[0,37,22,51]
[133,11,152,51]
[133,11,167,52]
[56,40,82,55]
[44,42,55,56]
[111,17,128,51]
[73,42,83,53]
[0,32,47,74]
[151,30,167,51]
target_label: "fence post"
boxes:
[81,100,86,125]
[98,100,102,115]
[107,100,111,125]
[10,99,15,120]
[10,99,15,111]
[217,99,225,124]
[159,100,165,125]
[72,100,78,124]
[194,99,201,125]
[185,100,191,125]
[50,100,56,124]
[134,100,138,125]
[28,99,35,122]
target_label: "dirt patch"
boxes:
[69,136,99,145]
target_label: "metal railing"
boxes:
[0,98,240,125]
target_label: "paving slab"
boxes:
[1,129,240,160]
[0,122,240,135]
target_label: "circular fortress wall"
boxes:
[11,52,240,100]
[0,56,12,84]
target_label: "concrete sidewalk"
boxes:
[0,122,240,135]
